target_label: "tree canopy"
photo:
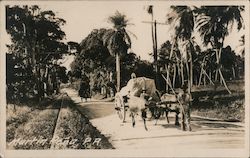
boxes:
[6,5,69,102]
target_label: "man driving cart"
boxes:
[177,81,192,131]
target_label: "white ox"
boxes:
[115,77,160,130]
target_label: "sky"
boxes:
[44,1,173,61]
[2,1,247,70]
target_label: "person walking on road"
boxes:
[78,73,90,102]
[178,81,192,131]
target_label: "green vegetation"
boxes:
[70,28,154,97]
[6,97,114,149]
[6,99,60,149]
[51,97,114,149]
[191,80,244,121]
[162,6,244,93]
[6,5,69,102]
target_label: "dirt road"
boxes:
[62,88,245,150]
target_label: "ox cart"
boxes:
[114,77,160,122]
[114,77,182,129]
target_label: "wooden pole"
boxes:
[154,20,158,70]
[151,13,156,62]
[154,20,161,90]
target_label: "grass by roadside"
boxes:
[192,99,245,122]
[51,96,114,149]
[191,80,245,122]
[6,99,61,149]
[6,104,33,143]
[6,94,114,149]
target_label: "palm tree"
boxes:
[103,11,133,92]
[166,6,195,92]
[196,6,244,94]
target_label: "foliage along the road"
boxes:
[6,5,69,102]
[71,28,154,97]
[159,6,245,93]
[157,40,244,89]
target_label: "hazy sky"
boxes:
[2,1,246,69]
[44,1,173,61]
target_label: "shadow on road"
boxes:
[74,102,115,120]
[159,115,243,132]
[194,122,242,129]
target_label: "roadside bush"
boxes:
[192,99,245,122]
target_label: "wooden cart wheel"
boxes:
[115,94,126,122]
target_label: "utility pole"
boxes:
[143,5,167,90]
[154,20,159,73]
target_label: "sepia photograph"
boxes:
[0,0,249,157]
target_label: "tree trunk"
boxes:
[181,60,184,85]
[173,63,176,88]
[189,54,193,87]
[209,71,212,85]
[166,37,176,90]
[215,53,219,82]
[203,73,206,86]
[198,56,206,86]
[217,45,231,94]
[232,66,236,79]
[198,69,203,86]
[185,61,190,92]
[218,69,232,94]
[203,69,214,85]
[165,64,169,92]
[177,61,181,85]
[116,53,121,92]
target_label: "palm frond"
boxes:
[124,31,131,48]
[196,6,244,47]
[167,6,194,40]
[108,11,128,30]
[127,30,137,40]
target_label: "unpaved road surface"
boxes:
[62,88,245,150]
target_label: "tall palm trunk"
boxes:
[177,61,181,85]
[216,41,232,94]
[198,56,206,86]
[166,37,176,91]
[232,66,236,79]
[186,45,193,93]
[203,74,206,86]
[180,60,184,85]
[215,49,219,81]
[165,64,169,91]
[189,52,193,87]
[185,61,191,93]
[173,63,176,88]
[116,53,121,92]
[209,71,212,84]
